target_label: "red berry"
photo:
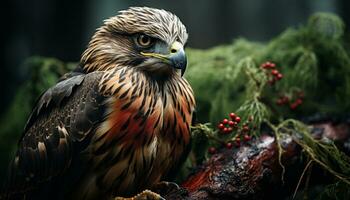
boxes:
[226,142,233,149]
[235,140,241,147]
[223,127,232,134]
[229,112,236,120]
[228,120,235,127]
[296,98,303,105]
[234,116,241,123]
[281,96,289,103]
[261,63,268,69]
[208,147,217,154]
[244,134,251,141]
[218,123,225,130]
[276,73,283,80]
[290,103,298,110]
[242,126,249,132]
[222,118,229,125]
[261,61,276,69]
[271,69,279,76]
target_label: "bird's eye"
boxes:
[135,34,154,47]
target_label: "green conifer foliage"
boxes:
[185,12,350,124]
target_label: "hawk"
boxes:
[4,7,195,200]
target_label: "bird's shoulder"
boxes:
[24,71,106,134]
[4,71,110,196]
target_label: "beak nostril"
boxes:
[171,49,177,54]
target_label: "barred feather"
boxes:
[85,66,195,196]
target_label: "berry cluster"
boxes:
[261,61,283,85]
[261,61,305,111]
[208,113,254,154]
[217,112,241,134]
[276,91,304,110]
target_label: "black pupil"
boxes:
[141,36,149,44]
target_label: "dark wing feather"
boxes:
[4,71,107,197]
[24,73,85,133]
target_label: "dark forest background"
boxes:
[1,0,349,114]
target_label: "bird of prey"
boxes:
[3,7,195,200]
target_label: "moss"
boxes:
[186,12,350,124]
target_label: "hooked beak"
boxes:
[141,41,187,76]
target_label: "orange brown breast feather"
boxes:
[89,66,195,196]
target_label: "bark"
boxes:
[159,119,350,200]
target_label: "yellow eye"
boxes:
[136,34,153,47]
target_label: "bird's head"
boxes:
[81,7,188,78]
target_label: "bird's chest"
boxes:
[89,72,194,195]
